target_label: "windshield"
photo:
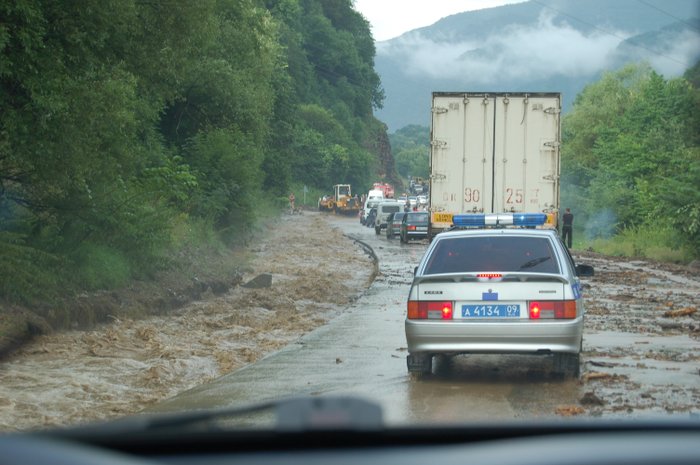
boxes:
[405,212,429,224]
[1,0,699,434]
[423,236,559,275]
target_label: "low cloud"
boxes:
[646,29,700,76]
[378,11,698,83]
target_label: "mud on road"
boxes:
[0,212,374,431]
[575,253,700,417]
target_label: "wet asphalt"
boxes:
[149,214,591,426]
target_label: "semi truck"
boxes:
[428,92,561,237]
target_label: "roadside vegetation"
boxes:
[0,0,389,312]
[390,125,430,182]
[561,62,700,262]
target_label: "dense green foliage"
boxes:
[561,62,700,258]
[389,125,430,181]
[0,0,385,303]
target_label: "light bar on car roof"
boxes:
[452,213,547,227]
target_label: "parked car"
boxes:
[400,211,429,243]
[385,212,405,239]
[405,213,594,377]
[374,200,402,235]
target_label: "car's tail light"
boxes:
[528,301,577,319]
[407,301,453,320]
[407,225,417,231]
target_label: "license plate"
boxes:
[416,227,428,231]
[433,212,453,223]
[461,304,521,318]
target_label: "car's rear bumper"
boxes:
[405,317,583,354]
[404,231,428,239]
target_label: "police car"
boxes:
[405,213,594,378]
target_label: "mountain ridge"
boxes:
[374,0,700,131]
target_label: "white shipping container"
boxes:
[429,92,561,235]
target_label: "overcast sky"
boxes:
[353,0,528,41]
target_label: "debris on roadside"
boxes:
[582,371,614,382]
[588,360,618,368]
[662,307,697,318]
[580,391,606,406]
[555,405,585,416]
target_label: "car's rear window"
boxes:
[405,212,428,224]
[393,213,406,221]
[423,236,559,274]
[382,205,401,214]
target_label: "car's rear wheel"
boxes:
[553,352,580,378]
[375,226,380,235]
[407,353,432,376]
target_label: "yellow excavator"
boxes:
[318,184,361,215]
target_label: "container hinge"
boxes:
[431,139,447,148]
[432,106,448,114]
[431,173,446,181]
[544,107,561,114]
[543,141,561,148]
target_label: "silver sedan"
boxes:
[405,214,594,378]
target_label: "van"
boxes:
[361,189,384,224]
[374,200,402,235]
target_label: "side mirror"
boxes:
[576,264,594,277]
[414,266,418,276]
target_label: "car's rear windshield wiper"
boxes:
[518,256,551,270]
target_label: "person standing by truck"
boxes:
[561,208,574,248]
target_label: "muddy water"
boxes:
[0,212,373,431]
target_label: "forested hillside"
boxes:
[0,0,388,304]
[561,62,700,259]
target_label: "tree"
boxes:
[561,62,700,256]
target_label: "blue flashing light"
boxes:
[513,213,547,227]
[453,214,486,227]
[452,213,548,228]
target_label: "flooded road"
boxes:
[1,211,698,431]
[151,214,700,424]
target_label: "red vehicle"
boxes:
[372,182,394,199]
